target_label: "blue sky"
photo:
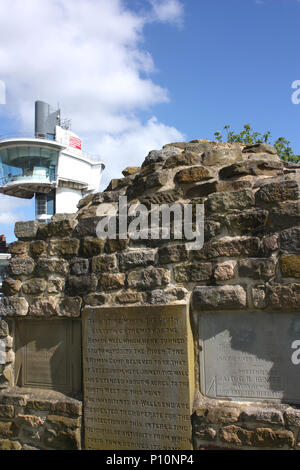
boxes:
[0,0,299,242]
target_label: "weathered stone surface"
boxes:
[58,297,82,317]
[194,236,261,259]
[193,425,217,442]
[174,263,212,282]
[35,258,69,276]
[15,221,39,240]
[28,297,58,317]
[254,428,294,448]
[205,189,254,214]
[0,297,28,316]
[127,266,170,290]
[0,439,21,450]
[122,166,140,177]
[0,421,17,438]
[105,238,129,253]
[80,237,105,257]
[0,320,9,338]
[145,171,169,189]
[193,285,247,310]
[280,255,300,277]
[76,216,102,237]
[30,240,48,257]
[66,275,98,295]
[2,278,22,295]
[44,415,81,450]
[268,201,300,229]
[115,290,143,304]
[219,160,283,179]
[158,244,188,264]
[256,180,300,204]
[226,209,268,233]
[238,258,275,280]
[48,277,65,294]
[284,408,300,427]
[148,287,188,304]
[119,250,155,271]
[0,405,14,419]
[214,262,235,281]
[186,181,217,198]
[280,227,300,252]
[100,273,125,291]
[163,151,201,169]
[263,234,279,255]
[10,257,34,276]
[142,145,181,166]
[205,407,240,424]
[216,180,252,192]
[175,166,212,183]
[84,293,107,306]
[22,278,47,295]
[16,413,45,428]
[48,239,80,257]
[92,254,118,276]
[70,258,90,276]
[8,241,28,256]
[268,283,300,309]
[140,189,183,207]
[77,194,94,209]
[243,143,277,155]
[38,217,77,239]
[251,286,267,309]
[220,425,254,446]
[204,220,221,241]
[240,407,284,426]
[202,147,242,166]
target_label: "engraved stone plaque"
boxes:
[199,311,300,403]
[83,305,194,450]
[15,319,82,394]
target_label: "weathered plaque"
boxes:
[83,305,194,450]
[15,319,81,394]
[199,311,300,403]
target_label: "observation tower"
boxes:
[0,101,105,222]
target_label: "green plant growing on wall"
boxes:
[214,124,300,163]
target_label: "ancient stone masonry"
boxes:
[1,139,300,449]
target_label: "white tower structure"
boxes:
[0,101,105,222]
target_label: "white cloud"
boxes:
[0,195,32,226]
[0,0,185,229]
[150,0,184,27]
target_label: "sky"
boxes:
[0,0,299,242]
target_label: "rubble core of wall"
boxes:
[1,139,300,449]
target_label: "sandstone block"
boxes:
[127,266,170,290]
[193,285,247,310]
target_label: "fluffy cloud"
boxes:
[150,0,184,27]
[0,0,184,231]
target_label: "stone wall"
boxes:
[1,139,300,450]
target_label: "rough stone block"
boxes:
[119,250,155,271]
[14,221,39,240]
[127,266,170,290]
[205,189,255,214]
[174,263,212,282]
[193,285,247,310]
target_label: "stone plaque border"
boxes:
[82,304,194,450]
[199,310,300,404]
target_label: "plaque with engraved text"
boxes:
[199,311,300,403]
[15,319,82,394]
[83,305,194,450]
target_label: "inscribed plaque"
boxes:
[83,305,194,450]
